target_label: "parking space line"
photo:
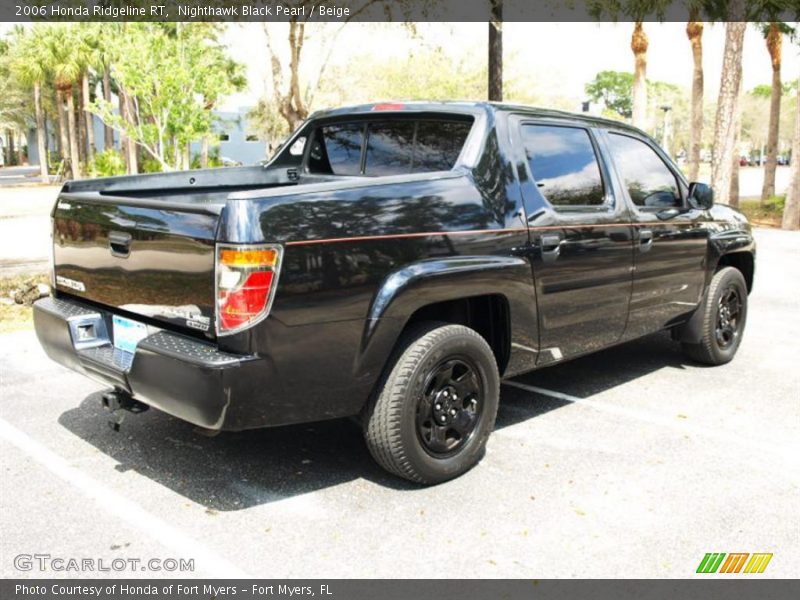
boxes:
[502,381,796,465]
[0,418,250,578]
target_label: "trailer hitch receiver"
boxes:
[101,389,148,431]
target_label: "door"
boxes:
[602,131,709,341]
[512,119,634,364]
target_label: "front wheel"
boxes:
[363,323,500,485]
[681,266,748,365]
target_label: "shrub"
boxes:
[141,158,164,174]
[90,149,126,177]
[191,147,224,169]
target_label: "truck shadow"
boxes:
[58,331,699,511]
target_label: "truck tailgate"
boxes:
[52,192,223,337]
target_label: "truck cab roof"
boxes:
[308,101,644,136]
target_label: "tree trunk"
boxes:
[43,109,49,160]
[34,81,48,183]
[631,21,648,129]
[55,90,71,178]
[6,130,15,166]
[200,137,209,169]
[711,16,746,206]
[66,88,81,178]
[183,143,191,170]
[488,0,503,102]
[118,88,138,174]
[77,87,87,167]
[730,99,741,207]
[782,82,800,230]
[82,71,95,165]
[686,18,704,182]
[118,88,130,170]
[761,22,782,202]
[102,64,114,151]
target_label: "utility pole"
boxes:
[488,0,503,101]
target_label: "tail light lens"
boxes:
[215,244,282,335]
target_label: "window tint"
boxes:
[415,121,472,171]
[365,121,415,175]
[308,118,472,176]
[608,133,681,208]
[521,125,605,207]
[308,123,363,175]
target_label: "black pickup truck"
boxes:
[34,102,754,484]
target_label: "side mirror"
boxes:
[688,182,714,210]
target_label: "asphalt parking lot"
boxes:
[1,228,798,579]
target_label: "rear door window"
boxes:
[521,124,605,207]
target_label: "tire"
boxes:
[681,267,748,365]
[363,323,500,485]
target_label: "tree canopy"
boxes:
[89,23,245,171]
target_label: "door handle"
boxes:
[108,231,132,258]
[639,229,653,252]
[539,233,562,262]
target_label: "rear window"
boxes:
[365,121,415,175]
[307,118,472,176]
[414,121,471,172]
[308,123,364,176]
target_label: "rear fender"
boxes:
[354,256,539,387]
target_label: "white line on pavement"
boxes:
[0,417,250,578]
[502,380,797,465]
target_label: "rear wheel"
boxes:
[363,323,500,485]
[681,267,748,365]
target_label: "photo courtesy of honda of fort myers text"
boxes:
[1,0,800,597]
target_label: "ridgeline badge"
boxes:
[696,553,773,574]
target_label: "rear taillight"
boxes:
[215,244,282,335]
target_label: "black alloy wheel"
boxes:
[715,285,742,349]
[417,357,483,457]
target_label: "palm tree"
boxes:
[74,25,99,166]
[91,23,118,153]
[9,28,49,182]
[782,79,800,230]
[0,32,29,168]
[631,21,649,129]
[685,13,704,181]
[40,26,82,178]
[760,22,794,202]
[711,8,747,206]
[586,2,671,130]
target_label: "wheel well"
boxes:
[717,252,754,293]
[401,295,511,375]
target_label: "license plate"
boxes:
[112,316,148,353]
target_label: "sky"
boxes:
[219,21,800,111]
[3,21,797,112]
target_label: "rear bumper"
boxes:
[33,296,269,431]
